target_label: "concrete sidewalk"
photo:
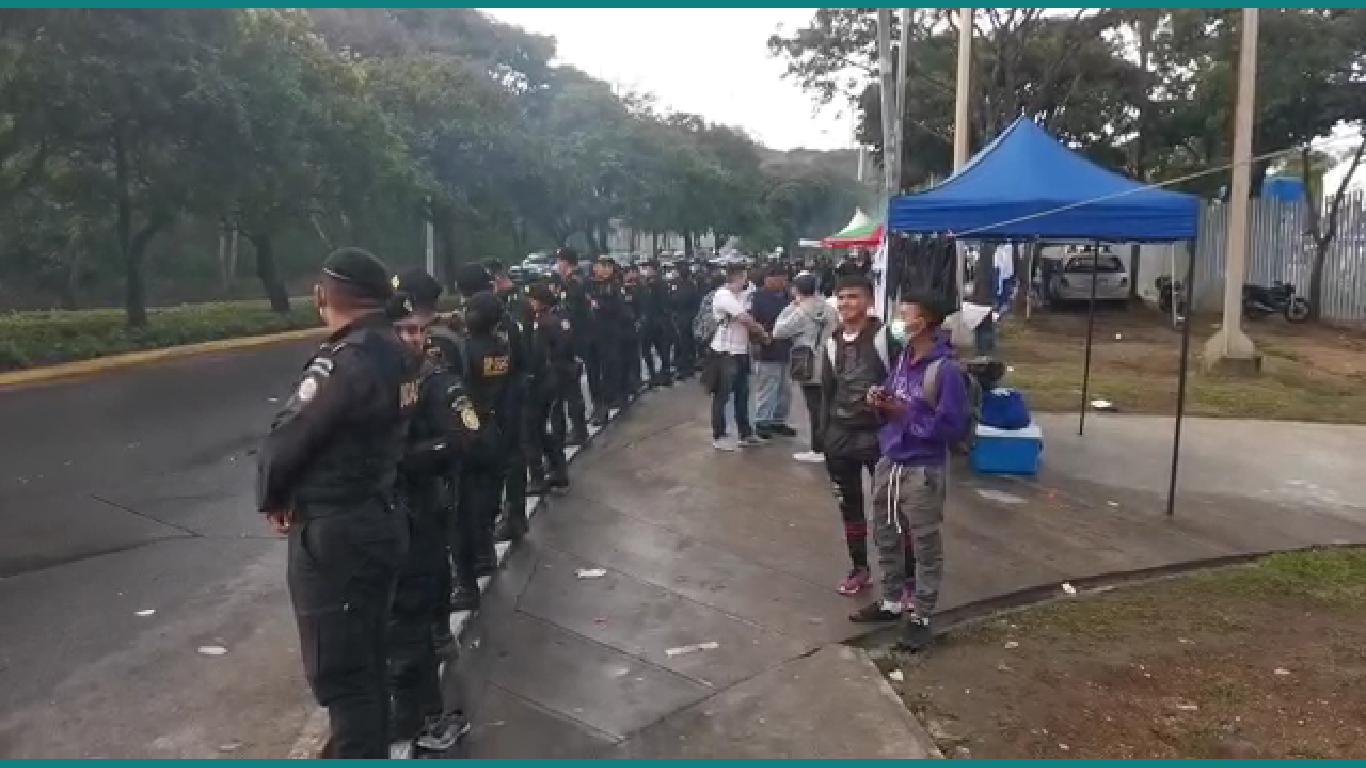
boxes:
[451,384,1366,758]
[450,385,939,759]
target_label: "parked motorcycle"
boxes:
[1242,281,1311,323]
[1155,275,1187,327]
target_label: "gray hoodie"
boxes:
[773,296,831,361]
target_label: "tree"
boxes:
[770,9,1140,188]
[5,9,245,325]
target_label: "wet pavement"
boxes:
[4,339,1365,758]
[0,339,320,758]
[455,384,1366,759]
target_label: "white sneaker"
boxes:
[793,451,825,463]
[739,435,765,447]
[713,438,739,452]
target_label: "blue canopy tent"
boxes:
[885,117,1202,518]
[887,117,1199,240]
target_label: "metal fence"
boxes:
[1191,195,1366,323]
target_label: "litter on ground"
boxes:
[665,641,719,657]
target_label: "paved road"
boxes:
[0,340,319,758]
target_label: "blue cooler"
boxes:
[969,423,1043,475]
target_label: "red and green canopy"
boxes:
[823,208,884,247]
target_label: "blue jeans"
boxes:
[710,353,752,440]
[752,360,791,426]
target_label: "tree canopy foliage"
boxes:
[770,8,1366,194]
[0,8,863,323]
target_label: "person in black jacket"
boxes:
[664,264,698,379]
[257,248,416,758]
[818,274,911,601]
[389,267,474,752]
[639,259,673,386]
[550,248,590,446]
[586,255,625,424]
[486,259,534,543]
[446,265,519,611]
[622,262,653,391]
[525,282,573,493]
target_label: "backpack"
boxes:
[692,288,720,344]
[924,356,982,455]
[824,323,893,375]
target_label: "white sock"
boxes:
[881,599,904,613]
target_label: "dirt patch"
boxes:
[881,548,1366,759]
[1000,306,1366,424]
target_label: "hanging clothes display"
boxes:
[894,234,959,305]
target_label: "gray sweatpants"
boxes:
[870,458,946,617]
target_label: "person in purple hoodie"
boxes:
[851,290,968,652]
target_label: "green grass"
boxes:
[954,547,1366,649]
[0,300,321,372]
[999,311,1366,424]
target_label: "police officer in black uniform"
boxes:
[585,254,625,425]
[638,259,673,386]
[664,263,698,379]
[524,282,573,494]
[257,247,416,759]
[621,262,650,393]
[389,267,474,752]
[485,259,534,543]
[447,264,518,611]
[550,248,590,446]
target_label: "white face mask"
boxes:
[888,318,908,342]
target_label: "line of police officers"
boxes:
[255,246,712,758]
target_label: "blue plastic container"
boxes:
[969,423,1043,475]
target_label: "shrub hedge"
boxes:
[0,300,322,372]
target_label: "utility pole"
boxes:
[895,8,913,191]
[1204,7,1260,370]
[953,8,973,307]
[876,9,898,196]
[424,196,435,277]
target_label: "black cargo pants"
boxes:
[388,501,446,740]
[289,499,405,758]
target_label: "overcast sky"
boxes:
[480,8,858,151]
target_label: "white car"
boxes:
[1041,251,1131,304]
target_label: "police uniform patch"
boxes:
[297,375,319,403]
[454,397,481,430]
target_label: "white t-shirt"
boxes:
[711,285,752,355]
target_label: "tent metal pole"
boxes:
[1078,242,1100,436]
[1166,236,1199,518]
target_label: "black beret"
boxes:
[453,263,493,297]
[792,273,818,295]
[527,283,556,306]
[553,247,578,266]
[322,247,393,302]
[482,258,506,275]
[462,290,503,333]
[393,267,443,311]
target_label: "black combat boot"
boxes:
[526,465,551,497]
[494,503,528,542]
[568,425,589,446]
[450,582,480,613]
